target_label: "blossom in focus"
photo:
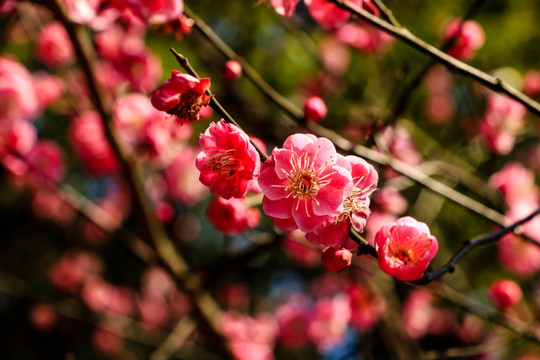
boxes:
[374,216,439,281]
[196,119,261,199]
[488,279,522,310]
[207,196,261,235]
[258,133,353,233]
[270,0,300,17]
[35,22,74,67]
[443,18,485,61]
[126,0,184,25]
[151,70,211,123]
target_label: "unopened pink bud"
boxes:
[223,60,242,81]
[488,279,522,310]
[321,247,352,272]
[304,96,327,122]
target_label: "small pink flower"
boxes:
[321,246,352,272]
[126,0,183,25]
[151,70,211,123]
[443,19,485,61]
[304,0,361,29]
[207,197,261,235]
[258,133,353,233]
[35,22,74,67]
[270,0,300,17]
[524,71,540,97]
[0,56,39,123]
[196,119,261,199]
[25,140,65,182]
[374,217,439,281]
[488,279,522,310]
[28,303,57,332]
[69,112,119,177]
[60,0,100,24]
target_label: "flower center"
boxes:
[393,248,414,265]
[169,90,207,122]
[205,149,241,179]
[289,170,319,198]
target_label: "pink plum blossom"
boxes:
[275,294,311,348]
[60,0,100,24]
[282,229,322,267]
[35,22,74,67]
[207,196,261,235]
[33,72,64,110]
[374,216,439,281]
[498,232,540,276]
[151,70,212,123]
[479,93,527,155]
[305,155,377,247]
[126,0,184,25]
[25,140,65,182]
[346,282,386,332]
[259,133,353,233]
[270,0,300,17]
[28,303,57,332]
[304,0,362,29]
[443,18,485,61]
[217,311,279,360]
[489,162,538,207]
[307,294,351,351]
[488,279,522,310]
[524,70,540,97]
[335,22,395,55]
[69,112,119,177]
[165,146,208,205]
[0,56,39,123]
[196,119,261,199]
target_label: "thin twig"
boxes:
[384,0,488,126]
[413,207,540,285]
[183,4,508,228]
[327,0,540,118]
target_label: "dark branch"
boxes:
[413,207,540,285]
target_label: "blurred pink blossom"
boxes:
[346,282,386,332]
[207,197,261,235]
[443,18,485,61]
[126,0,184,25]
[498,233,540,276]
[270,0,300,17]
[69,112,119,176]
[304,0,362,29]
[35,22,74,67]
[308,294,351,351]
[0,56,39,123]
[488,279,522,310]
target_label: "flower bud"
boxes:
[488,279,522,310]
[303,96,327,122]
[321,246,352,272]
[223,60,242,81]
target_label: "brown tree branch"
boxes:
[327,0,540,118]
